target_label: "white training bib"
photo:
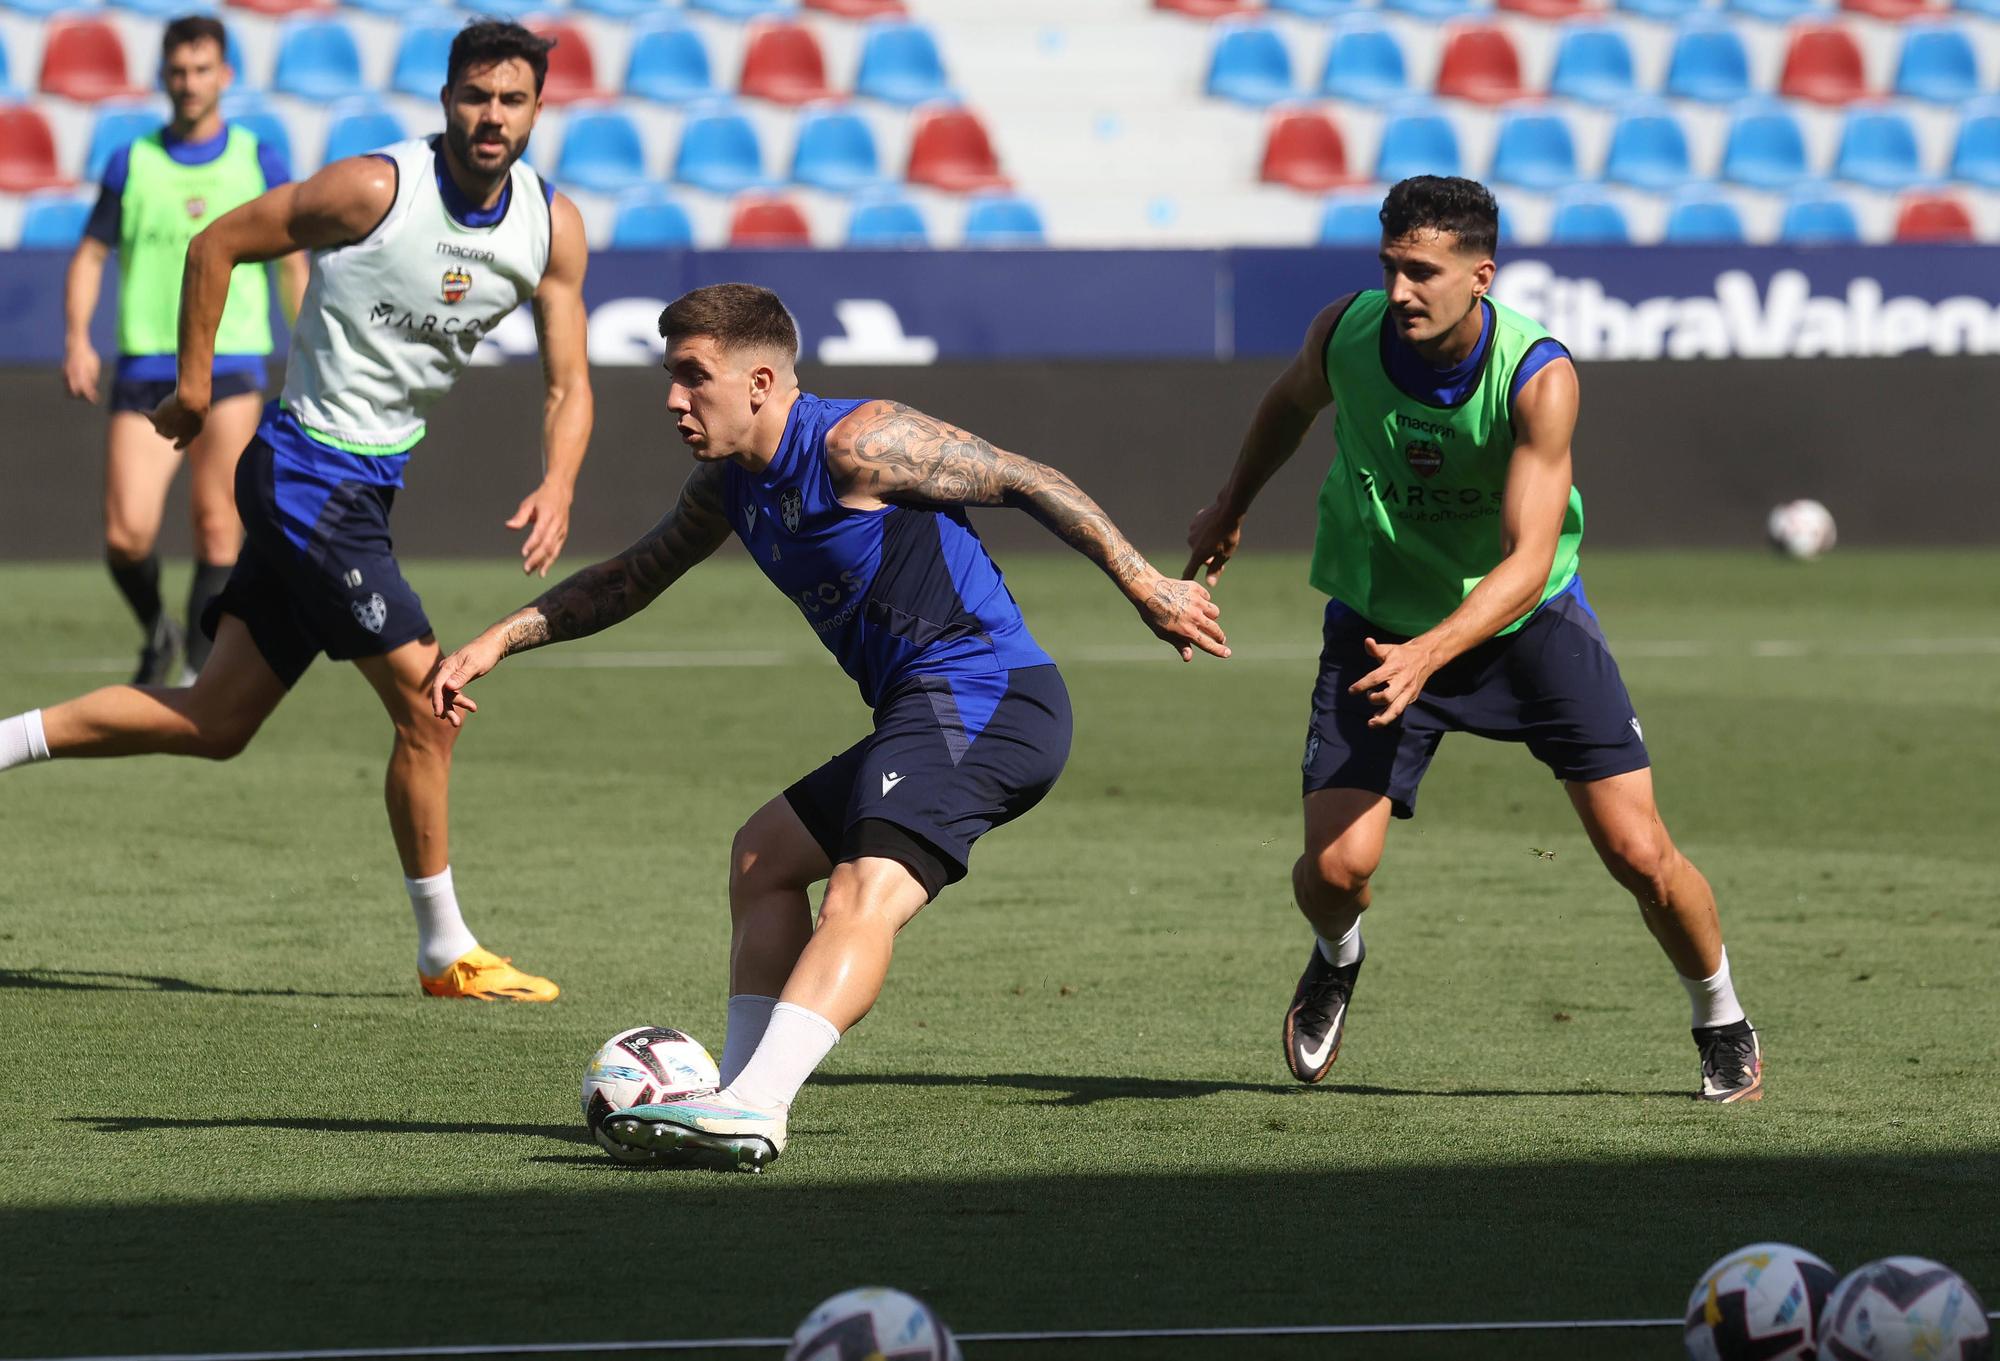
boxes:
[280,136,550,454]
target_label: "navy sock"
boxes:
[108,553,163,633]
[184,559,233,672]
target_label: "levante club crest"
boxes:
[184,196,206,219]
[441,267,473,304]
[1404,439,1443,478]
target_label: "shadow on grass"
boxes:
[814,1073,1685,1103]
[0,967,404,1000]
[64,1115,588,1143]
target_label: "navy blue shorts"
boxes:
[784,665,1073,900]
[201,437,432,687]
[1302,579,1649,818]
[108,370,264,414]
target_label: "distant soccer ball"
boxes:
[1686,1242,1838,1361]
[1816,1257,1992,1360]
[785,1287,962,1361]
[580,1027,718,1164]
[1767,499,1838,560]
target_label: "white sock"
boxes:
[719,994,778,1087]
[728,1002,840,1113]
[1680,947,1746,1030]
[1316,920,1363,968]
[407,867,479,976]
[0,710,51,772]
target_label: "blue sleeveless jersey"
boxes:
[723,393,1055,709]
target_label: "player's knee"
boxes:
[1604,828,1675,903]
[392,715,455,762]
[730,821,795,896]
[104,526,152,565]
[187,711,261,761]
[1302,842,1376,900]
[190,511,239,563]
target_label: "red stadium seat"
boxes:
[1434,25,1526,104]
[1156,0,1261,15]
[39,18,143,102]
[1779,25,1869,104]
[739,21,834,105]
[805,0,907,15]
[1893,193,1975,241]
[729,195,812,246]
[906,105,1009,192]
[1259,110,1353,191]
[227,0,336,15]
[1842,0,1945,18]
[530,21,605,105]
[1499,0,1595,18]
[0,105,74,193]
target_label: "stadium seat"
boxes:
[625,21,715,104]
[222,98,295,172]
[854,22,952,106]
[39,17,142,101]
[806,0,907,16]
[845,195,928,246]
[728,194,811,245]
[229,0,335,16]
[2,0,90,18]
[18,190,94,246]
[1844,0,1946,17]
[85,102,159,183]
[1665,25,1753,103]
[1488,109,1578,190]
[1953,0,2000,18]
[1318,194,1381,245]
[1779,25,1868,104]
[674,106,765,191]
[1499,0,1590,17]
[609,187,694,247]
[391,16,456,99]
[1893,25,1979,102]
[739,21,833,104]
[1729,0,1827,20]
[905,105,1008,191]
[1618,0,1704,18]
[1834,108,1924,189]
[1893,192,1975,241]
[1433,25,1525,104]
[1721,104,1811,187]
[343,0,430,17]
[1779,186,1862,241]
[691,0,799,17]
[1275,0,1365,13]
[1949,102,2000,186]
[459,0,543,19]
[555,108,651,192]
[1548,25,1635,104]
[0,34,17,99]
[1205,24,1296,106]
[1548,190,1630,243]
[531,21,606,104]
[1374,109,1462,181]
[1319,23,1408,104]
[0,105,71,192]
[963,193,1045,246]
[790,106,882,190]
[322,105,405,163]
[1663,190,1746,242]
[1385,0,1489,19]
[273,20,365,102]
[1260,109,1353,191]
[1603,105,1693,188]
[1156,0,1262,15]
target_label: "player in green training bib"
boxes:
[1186,177,1764,1104]
[61,15,306,685]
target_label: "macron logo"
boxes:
[880,772,904,797]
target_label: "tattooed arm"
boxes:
[826,401,1229,662]
[426,462,734,723]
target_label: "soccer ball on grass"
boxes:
[579,1026,718,1164]
[785,1287,961,1361]
[1685,1242,1837,1361]
[1766,499,1837,560]
[1816,1256,1991,1360]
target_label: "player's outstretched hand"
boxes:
[1137,572,1230,663]
[61,342,101,402]
[1349,636,1439,728]
[1183,496,1245,587]
[149,391,207,450]
[509,481,574,578]
[427,633,504,727]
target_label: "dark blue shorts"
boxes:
[201,437,432,687]
[1302,579,1649,818]
[784,665,1073,900]
[108,370,264,414]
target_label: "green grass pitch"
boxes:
[1,549,1995,1360]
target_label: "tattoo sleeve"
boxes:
[497,463,733,655]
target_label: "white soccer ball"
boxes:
[580,1027,718,1164]
[1767,499,1838,560]
[1685,1242,1838,1361]
[1816,1256,1992,1360]
[785,1287,962,1361]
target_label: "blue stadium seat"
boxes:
[1319,23,1408,104]
[1489,109,1578,190]
[1663,190,1746,242]
[575,0,662,17]
[1721,104,1811,188]
[609,187,693,248]
[1728,0,1826,20]
[1548,190,1630,244]
[3,0,93,19]
[1778,187,1861,243]
[221,96,294,173]
[1956,0,2000,18]
[0,31,16,99]
[555,108,650,192]
[457,0,545,20]
[18,191,94,247]
[625,21,714,103]
[321,102,404,164]
[854,21,952,106]
[1274,0,1365,14]
[1666,25,1753,103]
[391,15,457,99]
[1894,26,1979,103]
[1950,101,2000,187]
[963,194,1044,246]
[84,102,158,183]
[114,0,216,19]
[1385,0,1487,19]
[674,106,765,192]
[344,0,429,16]
[689,0,798,16]
[1548,25,1635,105]
[1604,106,1693,189]
[1318,194,1381,245]
[1834,108,1923,190]
[1374,109,1462,181]
[1205,24,1295,106]
[846,195,929,246]
[273,19,364,102]
[790,107,881,191]
[1618,0,1706,18]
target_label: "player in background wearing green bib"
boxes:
[61,15,307,684]
[1186,177,1762,1104]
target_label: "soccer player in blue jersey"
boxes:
[429,283,1230,1170]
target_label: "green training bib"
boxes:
[116,127,273,361]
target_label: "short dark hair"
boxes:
[1380,176,1499,257]
[658,285,800,362]
[161,15,228,63]
[446,19,554,94]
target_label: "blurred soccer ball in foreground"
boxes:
[1816,1256,1991,1360]
[1685,1242,1837,1361]
[1767,499,1838,560]
[785,1287,962,1361]
[580,1026,718,1163]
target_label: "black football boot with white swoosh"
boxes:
[1283,936,1364,1083]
